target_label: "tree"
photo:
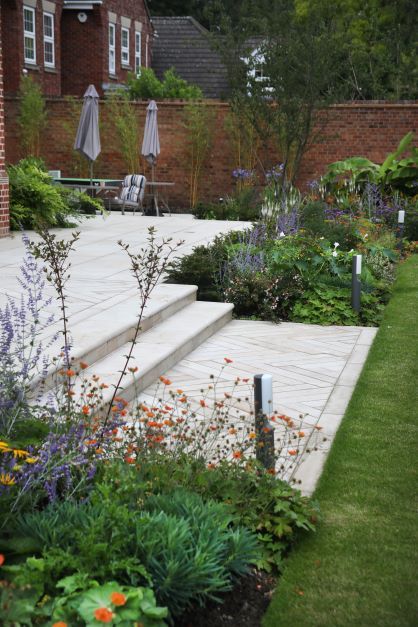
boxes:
[18,75,47,158]
[207,0,350,183]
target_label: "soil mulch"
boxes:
[176,569,277,627]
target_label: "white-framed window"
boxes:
[135,31,141,75]
[43,12,55,67]
[121,27,129,66]
[109,23,115,74]
[23,6,36,64]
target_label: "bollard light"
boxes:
[397,210,405,252]
[351,254,362,313]
[254,374,275,471]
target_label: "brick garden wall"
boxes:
[4,98,418,211]
[0,5,10,238]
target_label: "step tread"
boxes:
[69,301,233,401]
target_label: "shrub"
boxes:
[9,488,259,618]
[291,285,385,326]
[8,159,80,229]
[126,67,202,100]
[301,201,359,248]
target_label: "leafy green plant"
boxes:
[126,67,202,100]
[0,560,168,626]
[292,285,384,326]
[99,457,320,575]
[17,76,47,158]
[8,159,81,229]
[8,487,259,618]
[322,132,418,194]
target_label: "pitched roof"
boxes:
[151,16,230,99]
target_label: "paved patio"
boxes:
[0,213,377,493]
[0,213,249,313]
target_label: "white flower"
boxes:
[320,236,324,240]
[334,242,340,248]
[332,251,338,257]
[279,231,285,238]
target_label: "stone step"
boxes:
[36,283,198,392]
[67,300,234,405]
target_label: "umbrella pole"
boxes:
[152,163,159,217]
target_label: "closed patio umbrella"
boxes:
[141,100,160,215]
[74,85,101,185]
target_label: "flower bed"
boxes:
[0,229,319,626]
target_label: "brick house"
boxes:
[1,0,154,97]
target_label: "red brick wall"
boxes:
[4,98,418,210]
[61,1,153,97]
[2,0,63,97]
[0,4,10,237]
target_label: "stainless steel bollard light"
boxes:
[397,210,405,252]
[351,254,362,313]
[254,374,275,470]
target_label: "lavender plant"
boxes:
[0,235,56,438]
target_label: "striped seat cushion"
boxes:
[120,174,146,204]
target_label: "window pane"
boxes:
[44,14,53,37]
[122,30,128,48]
[24,9,34,33]
[109,24,114,46]
[24,37,35,60]
[44,41,53,64]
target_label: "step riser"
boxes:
[72,288,197,369]
[33,286,197,395]
[100,307,233,405]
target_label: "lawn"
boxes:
[263,253,418,627]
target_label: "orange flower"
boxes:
[233,451,242,459]
[224,357,233,364]
[120,409,127,417]
[207,463,216,469]
[0,554,4,566]
[52,623,68,627]
[100,383,109,389]
[248,432,256,439]
[66,369,76,377]
[125,456,136,464]
[228,428,237,435]
[81,405,90,415]
[288,449,297,456]
[224,392,231,399]
[146,411,155,418]
[79,361,88,370]
[110,591,127,607]
[179,396,187,403]
[176,389,183,394]
[95,448,104,454]
[128,366,139,373]
[94,607,114,623]
[298,431,305,438]
[67,390,76,397]
[200,399,208,408]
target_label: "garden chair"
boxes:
[114,174,146,215]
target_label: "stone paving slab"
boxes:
[136,319,378,495]
[0,212,249,324]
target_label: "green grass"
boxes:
[263,254,418,627]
